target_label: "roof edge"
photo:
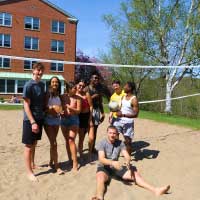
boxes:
[41,0,78,23]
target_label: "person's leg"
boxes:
[45,125,64,174]
[61,126,72,162]
[95,171,109,200]
[78,128,86,159]
[122,169,170,196]
[124,136,132,155]
[88,125,94,161]
[24,144,38,181]
[92,125,98,153]
[68,126,78,171]
[31,140,38,169]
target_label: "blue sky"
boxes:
[50,0,122,57]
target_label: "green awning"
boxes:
[0,72,65,81]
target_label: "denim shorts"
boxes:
[61,115,79,127]
[44,115,60,126]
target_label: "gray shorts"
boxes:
[97,166,127,179]
[92,108,101,126]
[113,118,134,139]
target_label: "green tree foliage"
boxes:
[102,0,200,112]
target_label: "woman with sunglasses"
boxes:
[76,80,94,162]
[44,76,64,175]
[61,81,81,171]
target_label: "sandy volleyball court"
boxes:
[0,110,199,200]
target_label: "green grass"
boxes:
[0,104,23,110]
[139,110,200,130]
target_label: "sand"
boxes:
[0,110,199,200]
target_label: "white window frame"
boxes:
[24,16,40,30]
[51,20,65,34]
[0,34,11,48]
[51,40,64,53]
[24,36,39,50]
[24,59,37,70]
[0,57,11,68]
[51,61,64,72]
[0,12,12,27]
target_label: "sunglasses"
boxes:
[93,76,99,80]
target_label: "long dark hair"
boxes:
[65,81,76,93]
[48,76,61,97]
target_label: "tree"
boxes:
[102,0,200,113]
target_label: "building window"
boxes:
[0,12,12,27]
[7,80,15,93]
[52,20,65,34]
[0,34,11,48]
[51,40,64,53]
[0,79,5,93]
[17,80,26,93]
[24,17,40,30]
[24,36,39,50]
[51,62,64,72]
[0,57,10,68]
[24,60,37,70]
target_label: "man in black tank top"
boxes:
[85,73,105,153]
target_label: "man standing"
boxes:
[92,126,170,200]
[114,82,139,155]
[22,63,45,181]
[86,73,105,153]
[109,80,125,124]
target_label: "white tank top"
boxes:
[120,95,136,123]
[48,96,61,106]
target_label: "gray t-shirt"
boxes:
[96,138,126,167]
[23,79,45,121]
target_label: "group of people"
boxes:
[22,62,170,199]
[22,62,105,180]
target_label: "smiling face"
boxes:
[50,77,59,91]
[77,81,86,93]
[69,86,77,95]
[91,74,99,85]
[112,83,121,94]
[32,67,44,81]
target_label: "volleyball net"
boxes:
[0,54,200,117]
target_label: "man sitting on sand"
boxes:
[92,125,170,200]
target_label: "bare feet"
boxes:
[57,168,65,175]
[155,185,170,196]
[27,173,38,182]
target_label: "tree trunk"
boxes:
[165,79,173,113]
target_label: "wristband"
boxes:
[31,121,36,125]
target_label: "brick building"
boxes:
[0,0,78,99]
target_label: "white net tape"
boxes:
[1,54,200,69]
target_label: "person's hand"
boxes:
[116,111,122,117]
[53,105,62,114]
[92,94,99,99]
[111,161,122,170]
[31,123,39,134]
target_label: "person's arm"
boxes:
[86,92,93,124]
[23,98,39,133]
[67,97,82,114]
[121,149,131,168]
[99,95,105,122]
[98,151,121,170]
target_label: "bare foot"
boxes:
[57,168,65,175]
[27,173,38,182]
[32,164,42,170]
[155,185,170,196]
